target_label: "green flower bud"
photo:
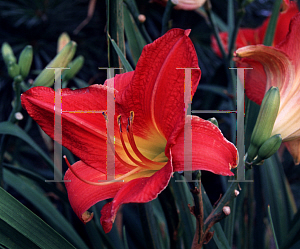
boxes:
[18,45,33,79]
[57,32,71,53]
[7,61,20,78]
[247,87,280,162]
[2,42,16,65]
[208,117,218,127]
[33,41,77,87]
[256,134,282,162]
[14,75,23,84]
[62,55,84,82]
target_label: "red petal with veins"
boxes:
[21,85,130,175]
[21,28,239,233]
[64,160,126,223]
[277,12,300,78]
[117,29,201,143]
[269,2,299,46]
[100,161,173,233]
[170,116,237,176]
[104,71,134,94]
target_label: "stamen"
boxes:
[117,115,122,133]
[102,112,108,121]
[118,116,152,169]
[127,111,165,168]
[103,113,136,169]
[63,155,142,186]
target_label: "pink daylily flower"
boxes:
[234,13,300,164]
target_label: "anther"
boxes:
[102,112,108,121]
[117,115,122,132]
[130,111,134,123]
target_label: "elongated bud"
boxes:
[62,55,84,82]
[33,41,77,87]
[208,117,218,127]
[247,87,280,162]
[57,32,71,53]
[254,134,282,163]
[7,61,20,78]
[18,45,33,79]
[2,42,17,65]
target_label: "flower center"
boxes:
[64,111,166,186]
[117,111,165,170]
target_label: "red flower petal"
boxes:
[171,116,237,176]
[21,86,130,174]
[104,71,134,94]
[64,160,126,223]
[117,29,201,144]
[212,2,298,57]
[100,161,173,233]
[269,2,299,46]
[277,12,300,79]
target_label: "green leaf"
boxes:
[0,187,76,249]
[260,155,296,246]
[281,210,300,249]
[123,4,146,65]
[0,218,40,249]
[227,0,234,58]
[3,169,89,249]
[263,0,282,46]
[268,205,279,249]
[139,202,165,249]
[0,122,57,176]
[123,0,152,44]
[109,35,133,72]
[3,163,68,203]
[170,173,195,249]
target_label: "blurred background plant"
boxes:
[0,0,300,248]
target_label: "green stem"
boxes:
[205,0,233,97]
[123,0,152,44]
[107,0,126,73]
[0,78,22,187]
[226,8,245,62]
[161,0,175,35]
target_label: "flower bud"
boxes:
[255,134,282,162]
[33,41,77,87]
[247,87,280,162]
[222,206,231,216]
[62,55,84,82]
[57,32,71,53]
[138,14,146,23]
[2,42,16,65]
[208,117,218,127]
[18,45,33,79]
[7,61,20,78]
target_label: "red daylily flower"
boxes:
[234,13,300,164]
[21,29,238,233]
[211,1,299,57]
